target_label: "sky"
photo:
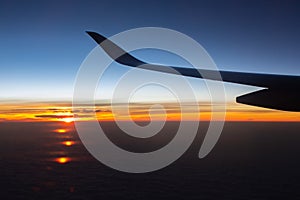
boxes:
[0,0,300,101]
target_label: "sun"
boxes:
[62,117,74,123]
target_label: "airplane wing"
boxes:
[86,31,300,112]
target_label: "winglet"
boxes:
[86,31,146,67]
[86,31,107,44]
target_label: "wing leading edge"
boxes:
[86,31,300,112]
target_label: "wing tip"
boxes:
[86,31,107,44]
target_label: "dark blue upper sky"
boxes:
[1,0,300,100]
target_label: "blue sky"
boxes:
[0,0,299,101]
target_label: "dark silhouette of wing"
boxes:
[86,31,300,112]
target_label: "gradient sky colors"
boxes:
[0,0,300,121]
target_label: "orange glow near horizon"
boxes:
[0,101,299,122]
